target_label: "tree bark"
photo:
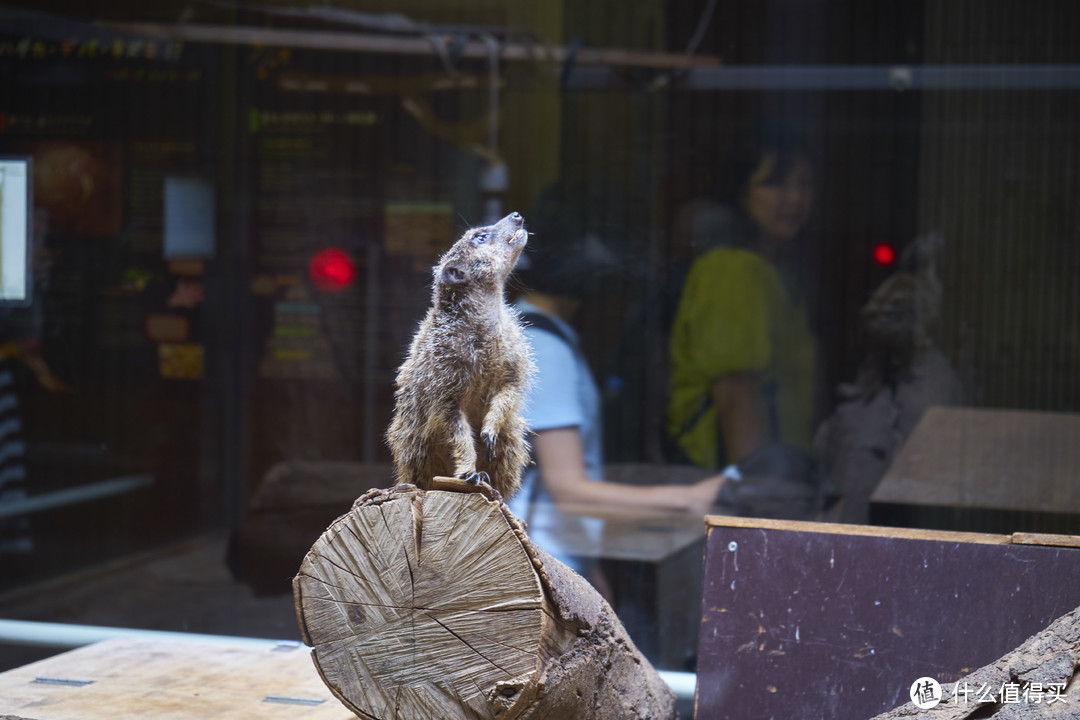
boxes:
[293,480,676,720]
[868,604,1080,719]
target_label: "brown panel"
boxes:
[696,517,1080,719]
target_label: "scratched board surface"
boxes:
[695,518,1080,720]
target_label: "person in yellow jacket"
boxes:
[669,122,817,472]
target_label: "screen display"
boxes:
[0,157,31,304]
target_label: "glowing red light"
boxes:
[309,247,357,292]
[872,243,897,266]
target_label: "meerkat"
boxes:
[386,212,534,499]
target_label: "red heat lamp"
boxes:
[309,247,357,292]
[872,242,897,267]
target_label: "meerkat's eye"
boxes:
[472,231,489,245]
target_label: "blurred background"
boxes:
[0,0,1077,678]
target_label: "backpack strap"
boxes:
[516,310,575,512]
[518,311,573,347]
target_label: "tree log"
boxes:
[293,481,676,720]
[868,604,1080,719]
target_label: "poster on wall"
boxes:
[29,140,124,237]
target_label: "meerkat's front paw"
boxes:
[458,470,491,486]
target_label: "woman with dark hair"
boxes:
[667,122,817,475]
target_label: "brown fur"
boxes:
[386,212,534,499]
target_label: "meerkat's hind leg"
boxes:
[484,429,527,499]
[447,404,479,477]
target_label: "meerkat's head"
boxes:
[435,212,528,295]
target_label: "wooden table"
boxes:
[519,499,707,670]
[520,500,706,562]
[520,462,712,562]
[870,407,1080,533]
[0,638,352,719]
[518,463,714,670]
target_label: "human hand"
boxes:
[684,474,727,515]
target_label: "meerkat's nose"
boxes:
[496,212,525,242]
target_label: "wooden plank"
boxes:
[695,520,1080,720]
[705,514,1012,545]
[1010,531,1080,548]
[871,407,1080,514]
[0,639,352,719]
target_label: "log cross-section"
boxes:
[294,482,676,720]
[294,487,545,718]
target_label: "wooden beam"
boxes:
[98,22,722,70]
[1011,531,1080,548]
[705,514,1014,545]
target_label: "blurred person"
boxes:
[667,121,818,487]
[508,186,725,579]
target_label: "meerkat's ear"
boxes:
[441,264,468,285]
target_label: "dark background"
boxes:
[0,0,1077,588]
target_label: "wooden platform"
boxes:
[870,407,1080,533]
[0,639,352,719]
